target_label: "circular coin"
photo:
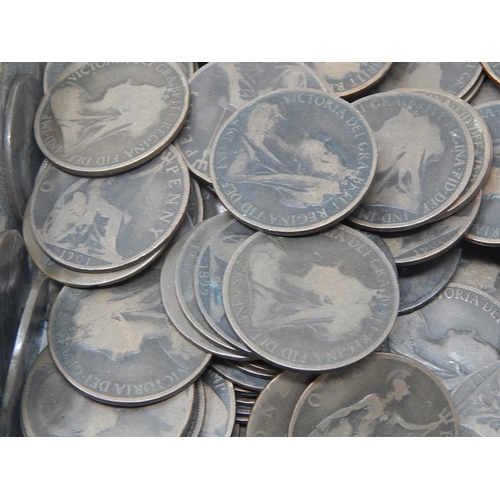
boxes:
[289,352,458,436]
[223,225,399,371]
[389,283,500,391]
[21,348,196,437]
[350,91,475,231]
[211,89,377,235]
[481,62,500,86]
[34,62,189,176]
[30,148,189,272]
[48,261,211,406]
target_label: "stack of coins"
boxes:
[10,61,500,437]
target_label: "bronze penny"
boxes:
[462,71,485,103]
[35,62,190,176]
[223,225,399,371]
[372,62,483,99]
[23,196,167,288]
[466,102,500,245]
[381,192,481,266]
[48,260,211,406]
[21,348,196,437]
[350,92,475,231]
[175,62,327,183]
[289,352,458,437]
[306,62,392,98]
[389,283,500,392]
[451,360,500,437]
[186,379,206,437]
[43,62,79,94]
[211,89,377,235]
[408,88,492,217]
[210,361,271,391]
[30,148,189,272]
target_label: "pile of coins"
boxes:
[4,62,500,436]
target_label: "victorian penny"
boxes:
[30,148,189,272]
[289,352,458,437]
[211,89,377,235]
[48,260,211,406]
[350,92,474,231]
[389,283,500,392]
[21,348,196,436]
[223,225,399,371]
[481,63,500,86]
[35,62,190,176]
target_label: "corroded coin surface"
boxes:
[373,62,482,99]
[30,148,189,272]
[289,352,458,436]
[21,348,196,437]
[211,89,377,235]
[452,360,500,437]
[306,62,391,98]
[35,62,189,176]
[175,62,327,183]
[223,225,399,371]
[48,261,211,406]
[350,92,474,231]
[466,102,500,245]
[389,283,500,392]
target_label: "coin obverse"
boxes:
[21,348,196,437]
[289,352,458,436]
[350,92,474,231]
[210,89,377,235]
[389,283,500,392]
[48,262,211,406]
[30,148,189,272]
[35,62,190,176]
[223,225,399,371]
